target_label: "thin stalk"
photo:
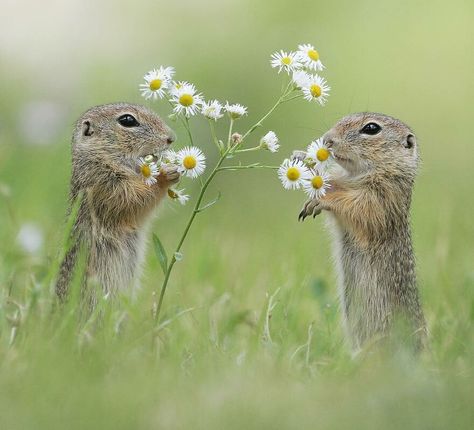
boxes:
[154,146,232,323]
[227,118,234,149]
[241,84,293,142]
[235,146,261,153]
[184,117,194,146]
[217,165,278,171]
[208,119,223,153]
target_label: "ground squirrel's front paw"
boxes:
[298,199,323,221]
[157,164,180,186]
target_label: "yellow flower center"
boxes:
[312,176,324,189]
[286,167,300,181]
[179,94,194,107]
[149,79,162,91]
[316,148,330,161]
[310,84,322,98]
[168,189,178,199]
[183,155,197,170]
[141,164,152,178]
[308,49,319,61]
[282,56,292,65]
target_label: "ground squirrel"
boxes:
[299,112,426,352]
[56,103,178,301]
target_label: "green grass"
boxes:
[1,0,473,428]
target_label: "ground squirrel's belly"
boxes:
[331,225,394,349]
[89,229,144,294]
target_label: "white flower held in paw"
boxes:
[270,50,302,74]
[292,70,311,89]
[303,170,331,199]
[225,102,248,120]
[301,74,331,106]
[260,131,280,153]
[171,82,204,117]
[297,44,325,71]
[168,188,190,205]
[176,146,206,178]
[140,66,175,100]
[201,99,224,121]
[278,158,311,190]
[161,149,178,164]
[138,157,159,185]
[306,138,332,169]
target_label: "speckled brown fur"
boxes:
[299,112,426,352]
[56,103,178,302]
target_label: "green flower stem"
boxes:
[227,118,234,149]
[217,165,278,171]
[208,119,223,153]
[282,93,304,103]
[241,83,294,143]
[235,146,261,153]
[154,146,232,324]
[184,117,194,146]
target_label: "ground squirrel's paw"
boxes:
[157,164,180,186]
[298,199,323,221]
[291,150,307,162]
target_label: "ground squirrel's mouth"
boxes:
[333,153,350,163]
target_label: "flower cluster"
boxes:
[138,62,285,204]
[137,146,205,205]
[271,43,330,106]
[278,137,332,199]
[138,43,332,321]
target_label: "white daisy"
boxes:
[161,149,178,164]
[225,102,248,119]
[306,138,332,169]
[278,158,311,190]
[292,70,311,89]
[168,188,190,205]
[139,66,175,100]
[297,44,325,71]
[303,170,331,199]
[260,131,280,153]
[270,50,302,74]
[301,74,331,106]
[138,157,159,186]
[176,146,206,178]
[201,99,224,121]
[170,82,204,117]
[169,80,186,96]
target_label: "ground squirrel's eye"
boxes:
[117,114,140,128]
[360,122,381,135]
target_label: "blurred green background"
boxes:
[0,0,473,429]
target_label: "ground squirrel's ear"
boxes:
[405,134,416,149]
[82,120,94,137]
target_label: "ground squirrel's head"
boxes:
[323,112,418,179]
[72,103,175,162]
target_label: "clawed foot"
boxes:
[157,164,180,186]
[298,198,323,221]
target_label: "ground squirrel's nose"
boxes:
[323,133,335,148]
[166,131,176,145]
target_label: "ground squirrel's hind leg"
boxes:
[299,199,323,221]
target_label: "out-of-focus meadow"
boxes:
[0,0,473,428]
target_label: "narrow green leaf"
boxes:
[197,192,221,213]
[152,234,168,275]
